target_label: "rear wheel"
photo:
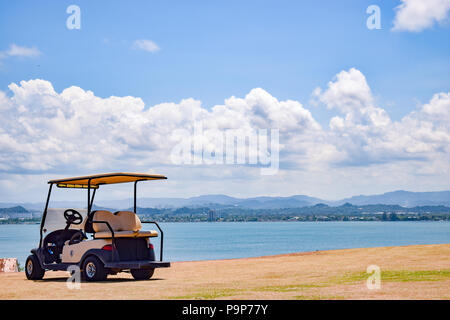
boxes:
[131,268,154,280]
[82,256,107,281]
[25,255,45,280]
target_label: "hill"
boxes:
[1,190,449,211]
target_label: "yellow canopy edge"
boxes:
[49,172,167,188]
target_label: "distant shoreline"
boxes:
[1,218,450,225]
[2,203,450,224]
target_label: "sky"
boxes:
[0,0,449,202]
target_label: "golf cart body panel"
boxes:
[61,239,110,263]
[27,172,170,281]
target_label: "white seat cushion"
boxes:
[92,210,157,238]
[92,211,141,233]
[94,230,158,238]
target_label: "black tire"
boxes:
[131,268,154,280]
[82,256,107,281]
[25,254,45,280]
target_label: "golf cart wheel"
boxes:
[25,254,45,280]
[131,268,154,280]
[82,256,107,281]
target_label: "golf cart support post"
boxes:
[36,173,168,276]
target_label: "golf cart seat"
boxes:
[92,210,158,239]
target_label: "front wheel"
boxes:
[82,256,107,281]
[131,268,154,280]
[25,255,45,280]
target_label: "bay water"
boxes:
[1,221,449,267]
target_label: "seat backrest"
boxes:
[92,210,141,233]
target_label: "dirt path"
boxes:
[1,244,449,300]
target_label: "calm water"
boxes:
[1,221,449,266]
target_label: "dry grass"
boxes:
[0,244,449,300]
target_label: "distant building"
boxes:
[208,210,215,222]
[13,213,33,219]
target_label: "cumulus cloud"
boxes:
[313,68,450,169]
[132,39,160,53]
[0,69,449,199]
[0,79,320,174]
[392,0,450,32]
[312,68,373,113]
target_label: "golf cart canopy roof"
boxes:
[48,172,167,189]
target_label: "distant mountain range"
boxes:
[337,190,450,207]
[0,205,33,218]
[1,190,449,212]
[0,206,28,214]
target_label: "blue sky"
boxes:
[1,0,449,124]
[0,0,449,201]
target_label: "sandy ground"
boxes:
[1,244,449,300]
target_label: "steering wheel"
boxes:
[63,209,83,225]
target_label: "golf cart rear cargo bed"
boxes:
[104,260,170,269]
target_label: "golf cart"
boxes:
[25,172,170,281]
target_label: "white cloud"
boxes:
[392,0,450,32]
[0,70,449,200]
[132,39,160,53]
[313,68,450,169]
[0,79,320,174]
[2,44,41,58]
[312,68,373,113]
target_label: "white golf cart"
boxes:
[25,172,170,281]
